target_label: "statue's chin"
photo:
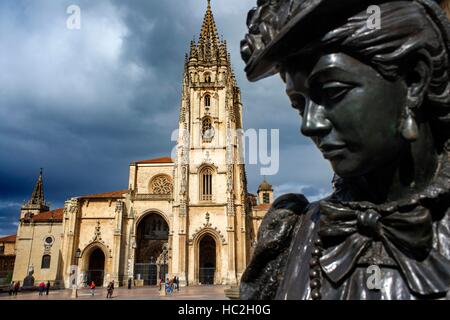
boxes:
[330,159,369,179]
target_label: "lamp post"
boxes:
[163,243,169,281]
[159,244,169,296]
[71,248,81,298]
[150,256,154,286]
[163,253,167,282]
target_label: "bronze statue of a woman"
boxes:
[240,0,450,299]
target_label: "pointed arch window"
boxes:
[41,255,51,269]
[202,117,213,142]
[200,167,213,201]
[205,95,211,107]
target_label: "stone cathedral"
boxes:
[11,2,273,288]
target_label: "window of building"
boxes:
[149,175,173,195]
[41,255,51,269]
[44,237,53,245]
[0,245,4,255]
[202,117,213,142]
[200,167,213,201]
[205,95,211,107]
[263,193,270,204]
[205,74,212,83]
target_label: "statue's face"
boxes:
[284,53,408,177]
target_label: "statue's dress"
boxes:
[240,148,450,300]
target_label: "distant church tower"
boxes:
[20,169,49,220]
[257,178,274,205]
[172,0,249,286]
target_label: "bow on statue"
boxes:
[318,201,450,296]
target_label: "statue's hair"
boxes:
[296,1,450,145]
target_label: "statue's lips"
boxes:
[319,143,347,159]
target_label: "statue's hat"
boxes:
[241,0,448,81]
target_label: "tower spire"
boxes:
[21,168,49,219]
[29,168,45,206]
[199,0,219,46]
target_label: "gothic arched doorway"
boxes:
[87,248,105,287]
[135,212,169,285]
[199,234,216,285]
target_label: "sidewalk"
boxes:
[0,285,229,300]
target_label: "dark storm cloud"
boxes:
[0,0,333,236]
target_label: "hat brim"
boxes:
[244,0,390,82]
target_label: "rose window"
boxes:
[150,176,173,195]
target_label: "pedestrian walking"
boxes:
[165,278,173,295]
[13,281,20,296]
[38,282,45,296]
[89,281,96,296]
[8,281,14,296]
[176,276,180,292]
[45,281,50,295]
[172,276,177,291]
[106,280,114,298]
[128,278,132,290]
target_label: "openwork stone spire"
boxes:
[191,0,224,63]
[199,0,219,47]
[186,0,235,77]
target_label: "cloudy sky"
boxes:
[0,0,333,236]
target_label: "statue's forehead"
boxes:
[285,52,375,81]
[311,53,372,77]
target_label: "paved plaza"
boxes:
[0,285,230,300]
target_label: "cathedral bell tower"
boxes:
[172,0,249,286]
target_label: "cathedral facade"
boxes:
[11,2,272,288]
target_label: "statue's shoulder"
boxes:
[269,192,310,214]
[256,193,310,249]
[240,193,310,300]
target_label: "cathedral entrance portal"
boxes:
[199,234,216,285]
[87,248,105,287]
[135,212,169,285]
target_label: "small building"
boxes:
[12,170,64,287]
[0,234,16,284]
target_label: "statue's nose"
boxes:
[301,100,332,137]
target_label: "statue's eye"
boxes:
[322,82,354,103]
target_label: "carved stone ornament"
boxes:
[188,214,227,245]
[150,175,173,195]
[92,220,102,242]
[115,200,124,214]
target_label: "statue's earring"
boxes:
[400,99,419,142]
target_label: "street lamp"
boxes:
[150,256,154,286]
[159,244,169,296]
[71,248,81,298]
[162,243,169,281]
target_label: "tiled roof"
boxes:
[0,234,16,243]
[132,157,174,165]
[253,203,271,211]
[79,190,128,199]
[31,208,64,222]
